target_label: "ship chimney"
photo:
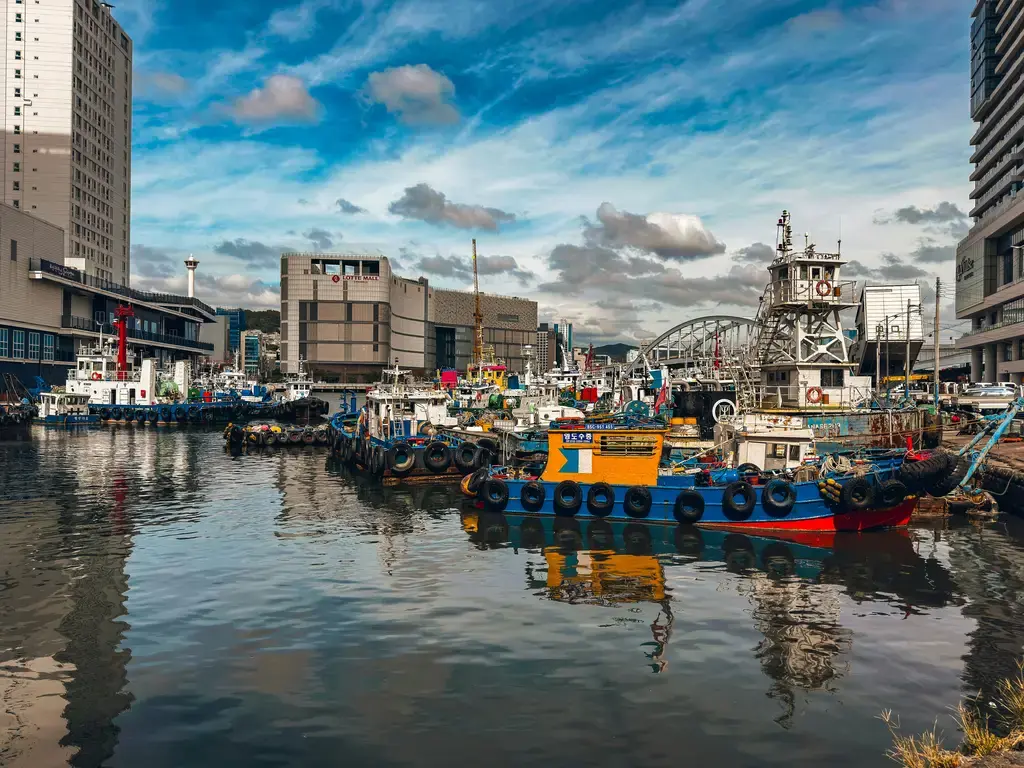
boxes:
[184,255,199,298]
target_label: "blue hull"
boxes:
[35,414,99,426]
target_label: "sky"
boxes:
[118,0,972,344]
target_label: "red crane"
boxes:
[113,304,134,381]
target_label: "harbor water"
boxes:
[3,428,1024,767]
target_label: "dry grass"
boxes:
[882,661,1024,767]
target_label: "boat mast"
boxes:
[472,238,484,384]
[113,304,134,382]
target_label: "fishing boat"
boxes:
[34,391,97,426]
[466,415,915,531]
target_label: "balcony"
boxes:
[31,258,216,318]
[60,315,214,352]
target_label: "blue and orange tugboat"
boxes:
[465,415,919,531]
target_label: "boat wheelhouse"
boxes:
[35,391,97,426]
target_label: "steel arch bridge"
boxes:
[619,315,758,378]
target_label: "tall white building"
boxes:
[0,0,132,284]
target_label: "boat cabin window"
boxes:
[789,445,801,461]
[769,444,787,459]
[821,368,845,387]
[778,267,788,280]
[799,265,808,280]
[599,435,659,457]
[811,266,821,280]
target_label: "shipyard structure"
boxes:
[279,252,537,381]
[955,0,1024,382]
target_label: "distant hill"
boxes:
[245,309,280,334]
[593,343,638,362]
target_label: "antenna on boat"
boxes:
[472,238,484,384]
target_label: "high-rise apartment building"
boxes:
[0,0,132,285]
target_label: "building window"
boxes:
[13,107,20,116]
[0,329,7,357]
[12,181,19,192]
[12,144,19,153]
[42,334,53,361]
[15,13,21,22]
[13,125,20,134]
[13,70,19,79]
[14,32,20,41]
[14,51,21,60]
[13,88,19,98]
[13,200,19,209]
[1006,343,1014,362]
[27,332,39,360]
[10,240,16,261]
[12,330,24,358]
[497,314,520,323]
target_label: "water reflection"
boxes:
[460,509,963,723]
[2,431,1024,767]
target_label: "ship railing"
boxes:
[765,279,859,306]
[746,384,875,410]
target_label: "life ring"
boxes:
[586,482,615,517]
[674,490,704,525]
[387,442,416,476]
[761,479,796,517]
[521,481,546,512]
[815,279,832,297]
[482,478,509,512]
[623,486,652,518]
[422,441,451,473]
[553,480,582,516]
[91,372,102,381]
[806,386,823,404]
[722,481,756,520]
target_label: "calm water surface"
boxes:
[2,428,1024,767]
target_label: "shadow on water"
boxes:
[5,430,1024,767]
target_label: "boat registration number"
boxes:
[563,432,594,445]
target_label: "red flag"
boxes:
[654,381,669,412]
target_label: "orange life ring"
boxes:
[806,386,823,404]
[815,280,832,297]
[91,372,102,381]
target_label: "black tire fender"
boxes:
[388,442,416,476]
[454,442,480,472]
[423,440,452,473]
[674,490,704,524]
[553,480,582,516]
[762,478,797,517]
[482,478,509,512]
[586,482,615,517]
[839,477,875,511]
[623,486,652,518]
[722,481,756,520]
[521,481,546,512]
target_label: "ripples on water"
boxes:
[2,429,1024,767]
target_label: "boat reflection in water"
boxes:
[459,509,960,723]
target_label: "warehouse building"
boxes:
[279,252,537,381]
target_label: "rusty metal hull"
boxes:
[802,409,935,451]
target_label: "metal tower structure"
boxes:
[471,239,484,381]
[754,211,857,370]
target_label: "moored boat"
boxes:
[467,416,915,531]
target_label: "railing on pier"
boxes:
[60,315,214,352]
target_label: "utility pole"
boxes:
[904,299,912,398]
[934,277,941,408]
[884,318,890,400]
[875,323,882,395]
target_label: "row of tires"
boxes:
[0,405,36,426]
[331,434,497,478]
[96,404,264,424]
[897,452,966,497]
[225,424,331,446]
[466,474,909,522]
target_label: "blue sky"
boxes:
[118,0,971,343]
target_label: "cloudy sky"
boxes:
[120,0,971,344]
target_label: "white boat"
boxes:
[363,361,457,442]
[35,391,97,426]
[63,344,188,406]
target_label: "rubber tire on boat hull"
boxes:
[423,441,452,473]
[674,490,704,525]
[839,477,875,512]
[388,442,416,477]
[623,486,652,519]
[467,468,489,495]
[454,442,479,473]
[482,478,509,512]
[586,482,615,517]
[722,481,756,521]
[879,479,909,507]
[762,479,796,517]
[553,480,582,517]
[521,481,546,512]
[927,458,970,498]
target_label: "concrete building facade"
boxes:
[0,0,132,284]
[956,1,1024,382]
[280,251,537,381]
[0,202,215,384]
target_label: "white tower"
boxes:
[185,256,199,298]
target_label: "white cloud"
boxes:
[230,75,321,124]
[365,64,460,126]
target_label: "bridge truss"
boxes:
[616,315,758,381]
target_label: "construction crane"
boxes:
[472,239,484,382]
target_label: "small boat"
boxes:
[467,416,916,531]
[35,391,98,426]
